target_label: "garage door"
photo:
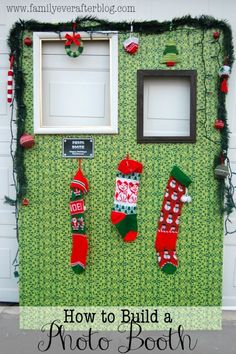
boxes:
[0,37,19,302]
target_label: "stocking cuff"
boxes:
[70,168,89,192]
[118,158,143,174]
[171,166,192,187]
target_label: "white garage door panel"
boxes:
[0,289,18,302]
[0,40,18,302]
[50,82,106,118]
[0,233,18,302]
[223,155,236,307]
[43,72,110,127]
[0,57,9,67]
[0,225,16,238]
[146,78,190,119]
[43,41,110,71]
[0,141,12,155]
[0,129,11,142]
[42,39,109,55]
[0,167,9,198]
[223,242,236,306]
[0,157,15,205]
[143,77,191,137]
[234,260,236,287]
[0,248,11,278]
[0,211,16,225]
[0,73,11,130]
[224,158,236,229]
[0,39,9,54]
[144,119,190,137]
[0,82,7,117]
[43,54,110,70]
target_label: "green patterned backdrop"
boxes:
[19,28,224,306]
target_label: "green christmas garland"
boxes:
[6,16,234,218]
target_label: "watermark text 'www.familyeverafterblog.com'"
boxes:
[6,3,136,15]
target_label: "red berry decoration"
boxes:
[214,120,225,130]
[20,133,35,149]
[24,37,32,46]
[22,198,29,206]
[213,31,220,40]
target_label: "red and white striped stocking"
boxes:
[7,55,14,104]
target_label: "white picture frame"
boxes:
[33,31,118,134]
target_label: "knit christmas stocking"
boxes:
[70,168,89,274]
[111,157,143,242]
[155,166,192,274]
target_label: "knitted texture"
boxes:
[155,166,192,274]
[111,158,143,242]
[160,39,180,65]
[70,168,89,273]
[19,29,223,307]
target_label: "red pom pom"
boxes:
[214,120,225,130]
[24,37,32,46]
[118,158,143,174]
[220,78,228,94]
[166,61,175,67]
[22,198,29,206]
[20,133,35,148]
[213,31,220,40]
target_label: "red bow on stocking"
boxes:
[65,33,81,46]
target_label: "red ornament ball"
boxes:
[24,37,32,46]
[213,31,220,40]
[20,133,35,148]
[214,119,225,130]
[22,198,29,206]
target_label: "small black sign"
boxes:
[62,138,94,158]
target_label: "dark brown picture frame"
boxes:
[137,70,197,143]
